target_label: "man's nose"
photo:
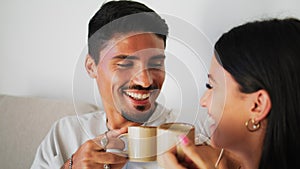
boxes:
[132,69,153,88]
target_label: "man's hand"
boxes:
[62,128,128,169]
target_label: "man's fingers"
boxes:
[93,130,127,150]
[94,128,127,143]
[105,138,125,149]
[94,152,128,164]
[91,137,125,151]
[77,163,125,169]
[111,163,127,169]
[72,151,127,169]
[72,130,129,169]
[107,128,127,137]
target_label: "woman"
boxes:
[158,18,300,169]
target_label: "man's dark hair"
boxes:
[88,0,169,64]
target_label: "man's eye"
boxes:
[205,83,213,89]
[149,64,163,68]
[149,61,164,68]
[117,62,133,68]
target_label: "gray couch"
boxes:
[0,94,99,169]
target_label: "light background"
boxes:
[1,0,300,123]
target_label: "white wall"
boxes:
[1,0,300,122]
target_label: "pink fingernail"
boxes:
[179,134,189,145]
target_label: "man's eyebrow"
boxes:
[112,54,166,60]
[150,54,166,60]
[208,74,217,83]
[112,55,139,60]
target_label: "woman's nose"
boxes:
[200,90,210,108]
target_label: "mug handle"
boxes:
[106,133,128,157]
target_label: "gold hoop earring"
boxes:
[245,119,260,132]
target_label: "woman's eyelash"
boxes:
[206,83,213,89]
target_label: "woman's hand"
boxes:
[157,135,229,169]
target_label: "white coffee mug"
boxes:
[157,122,195,161]
[116,126,157,162]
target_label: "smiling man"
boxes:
[31,1,174,169]
[87,32,167,125]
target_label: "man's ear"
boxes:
[85,54,98,78]
[250,89,272,122]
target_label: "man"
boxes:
[31,1,173,169]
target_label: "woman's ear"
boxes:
[250,89,272,122]
[85,54,98,78]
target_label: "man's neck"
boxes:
[105,107,142,130]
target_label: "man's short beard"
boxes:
[121,106,154,123]
[136,105,146,111]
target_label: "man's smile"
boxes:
[124,90,151,100]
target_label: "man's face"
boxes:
[95,33,165,123]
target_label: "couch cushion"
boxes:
[0,94,99,169]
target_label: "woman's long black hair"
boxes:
[214,18,300,169]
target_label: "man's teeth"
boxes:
[125,92,150,100]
